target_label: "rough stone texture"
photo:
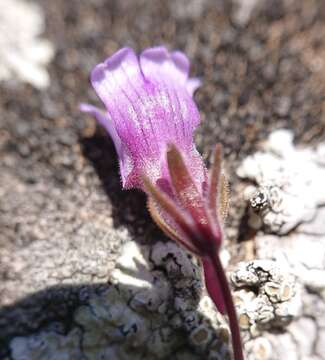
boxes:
[1,0,325,359]
[4,239,304,359]
[237,130,325,234]
[0,0,54,88]
[238,131,325,359]
[231,260,302,340]
[7,241,230,360]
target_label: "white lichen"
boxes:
[232,0,260,26]
[8,227,309,359]
[10,329,83,360]
[9,240,230,359]
[238,131,325,359]
[9,129,325,359]
[231,260,302,340]
[0,0,54,88]
[237,129,325,234]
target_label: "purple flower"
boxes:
[80,46,204,191]
[81,47,244,360]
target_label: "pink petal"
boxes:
[79,103,121,153]
[88,47,202,190]
[186,77,201,96]
[79,103,134,185]
[140,47,201,98]
[140,47,189,84]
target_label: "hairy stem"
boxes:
[210,254,244,360]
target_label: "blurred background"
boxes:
[1,0,325,359]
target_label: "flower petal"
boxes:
[186,77,201,97]
[90,48,147,154]
[89,47,203,189]
[79,103,134,186]
[139,47,201,147]
[140,47,200,98]
[140,47,188,83]
[79,103,122,154]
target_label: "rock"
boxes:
[232,0,260,26]
[231,260,301,337]
[0,0,54,88]
[1,0,325,359]
[238,131,325,359]
[237,129,325,234]
[7,240,231,359]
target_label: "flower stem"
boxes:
[210,254,244,360]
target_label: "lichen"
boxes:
[0,0,54,88]
[10,328,83,360]
[231,260,302,340]
[8,240,230,359]
[8,129,325,359]
[238,131,325,359]
[237,129,325,234]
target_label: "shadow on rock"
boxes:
[0,129,231,359]
[0,283,109,357]
[79,129,161,242]
[0,268,225,359]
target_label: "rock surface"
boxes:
[237,129,325,234]
[0,0,54,88]
[8,241,230,360]
[1,0,325,359]
[238,130,325,359]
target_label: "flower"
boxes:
[81,44,227,309]
[81,47,243,360]
[80,46,204,192]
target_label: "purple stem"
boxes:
[210,254,244,360]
